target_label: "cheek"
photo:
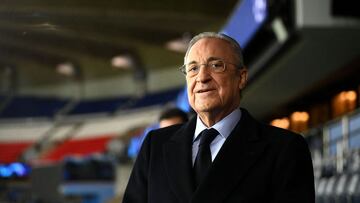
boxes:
[218,80,239,100]
[186,79,195,102]
[217,88,228,104]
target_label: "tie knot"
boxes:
[199,128,218,146]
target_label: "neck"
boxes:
[198,108,237,127]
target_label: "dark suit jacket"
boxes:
[123,109,315,203]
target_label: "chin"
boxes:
[194,104,217,113]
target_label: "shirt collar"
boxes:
[194,108,241,142]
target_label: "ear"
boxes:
[238,67,248,90]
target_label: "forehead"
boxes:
[186,38,235,62]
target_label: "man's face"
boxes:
[185,38,247,119]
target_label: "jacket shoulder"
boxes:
[147,124,184,141]
[258,121,307,147]
[241,108,305,144]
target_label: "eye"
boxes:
[209,60,224,69]
[187,64,199,73]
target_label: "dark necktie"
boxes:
[194,128,219,187]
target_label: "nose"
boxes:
[195,65,212,83]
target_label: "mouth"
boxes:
[196,89,215,93]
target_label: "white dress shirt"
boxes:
[192,108,241,165]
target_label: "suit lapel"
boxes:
[163,117,196,203]
[191,109,268,203]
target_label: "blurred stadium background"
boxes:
[0,0,360,202]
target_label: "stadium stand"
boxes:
[0,87,183,202]
[0,87,182,119]
[0,142,33,164]
[0,96,68,118]
[310,109,360,203]
[41,134,115,162]
[0,87,183,164]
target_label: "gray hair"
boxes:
[184,32,245,67]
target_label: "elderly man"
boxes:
[123,32,315,203]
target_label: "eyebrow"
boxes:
[186,57,223,65]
